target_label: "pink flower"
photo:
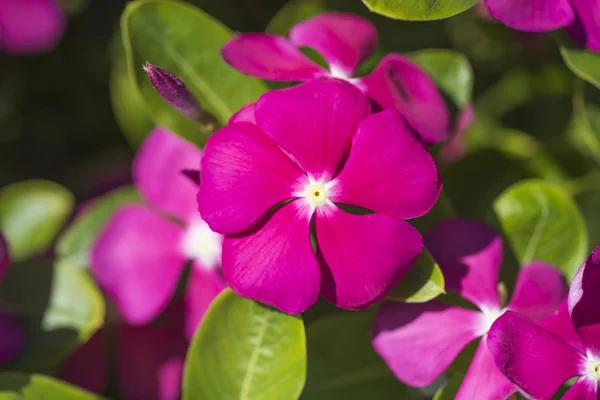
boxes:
[0,0,66,55]
[488,247,600,399]
[91,127,225,339]
[198,78,441,314]
[372,219,567,399]
[222,12,450,144]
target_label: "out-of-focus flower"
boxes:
[222,12,449,144]
[61,302,187,400]
[198,78,441,314]
[440,104,476,163]
[0,0,67,55]
[372,219,567,399]
[489,246,600,399]
[91,127,225,339]
[482,0,600,53]
[0,234,25,366]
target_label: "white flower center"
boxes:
[180,218,222,269]
[330,65,351,80]
[584,354,600,382]
[300,180,331,208]
[478,307,505,336]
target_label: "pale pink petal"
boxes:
[0,234,9,283]
[484,0,575,32]
[569,247,600,354]
[91,205,187,325]
[0,0,66,55]
[118,304,187,400]
[571,0,600,53]
[440,104,476,163]
[60,330,107,393]
[562,378,599,400]
[539,301,585,354]
[373,301,482,387]
[316,205,422,309]
[255,78,371,180]
[0,311,25,366]
[507,262,567,321]
[222,34,327,81]
[488,310,585,399]
[424,219,503,310]
[455,338,516,400]
[183,264,226,340]
[359,54,450,144]
[229,102,256,124]
[222,201,320,314]
[133,127,202,222]
[199,121,305,235]
[289,12,377,78]
[331,109,441,219]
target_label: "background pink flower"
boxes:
[222,12,450,144]
[373,219,567,399]
[198,78,441,314]
[92,127,225,339]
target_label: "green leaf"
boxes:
[410,49,473,109]
[300,313,421,400]
[55,186,141,270]
[387,250,445,303]
[560,47,600,91]
[0,180,74,263]
[1,262,105,371]
[266,0,327,35]
[183,289,306,400]
[361,0,477,21]
[494,180,588,280]
[121,0,267,144]
[0,373,104,399]
[433,374,464,400]
[576,188,600,253]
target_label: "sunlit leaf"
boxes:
[560,47,600,91]
[361,0,477,21]
[387,250,445,303]
[0,373,104,399]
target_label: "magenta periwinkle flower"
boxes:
[483,0,600,52]
[91,127,225,339]
[489,247,600,399]
[222,12,450,144]
[372,219,567,399]
[198,78,441,314]
[0,0,66,55]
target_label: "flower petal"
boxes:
[424,219,503,310]
[484,0,575,32]
[488,310,584,399]
[0,0,66,55]
[255,78,371,180]
[538,300,585,354]
[133,127,202,222]
[221,33,327,81]
[183,264,226,340]
[289,12,377,78]
[456,338,516,400]
[60,330,107,393]
[0,311,25,366]
[373,301,482,387]
[569,247,600,354]
[316,206,422,309]
[359,54,450,144]
[91,205,187,325]
[562,378,599,400]
[229,102,256,124]
[118,303,187,400]
[199,121,305,235]
[331,109,441,219]
[507,262,567,321]
[571,1,600,52]
[222,201,320,314]
[440,104,476,163]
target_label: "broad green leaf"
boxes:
[560,47,600,91]
[387,250,445,303]
[183,289,306,400]
[362,0,477,21]
[55,186,141,270]
[121,0,267,143]
[494,180,588,280]
[0,373,103,400]
[576,189,600,253]
[0,180,74,262]
[1,262,104,371]
[410,49,473,109]
[300,313,421,400]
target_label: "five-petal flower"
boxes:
[372,219,567,399]
[222,12,450,144]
